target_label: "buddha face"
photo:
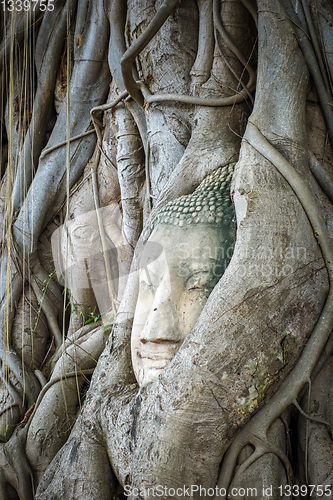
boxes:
[131,223,229,387]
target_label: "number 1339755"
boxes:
[278,485,332,497]
[1,1,54,11]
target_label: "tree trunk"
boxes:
[0,1,332,499]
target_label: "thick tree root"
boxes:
[22,368,95,440]
[0,368,94,499]
[292,399,332,437]
[30,276,62,349]
[133,0,256,108]
[215,122,333,498]
[105,0,148,152]
[0,432,34,500]
[190,0,214,90]
[245,122,333,274]
[279,0,333,149]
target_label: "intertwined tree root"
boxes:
[215,122,333,498]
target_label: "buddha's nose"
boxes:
[140,296,182,343]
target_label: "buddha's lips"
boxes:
[139,342,180,361]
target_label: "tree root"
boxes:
[1,351,40,412]
[30,276,62,350]
[309,151,333,205]
[0,4,44,74]
[240,0,258,27]
[89,90,130,315]
[120,0,180,106]
[300,0,331,95]
[106,0,148,153]
[1,248,63,428]
[0,431,35,500]
[0,367,95,499]
[11,0,76,216]
[138,0,257,109]
[292,399,332,437]
[34,370,47,389]
[39,129,96,161]
[190,0,214,90]
[131,0,256,107]
[213,0,256,90]
[50,322,102,369]
[20,368,95,441]
[139,80,256,107]
[279,0,333,149]
[232,438,293,484]
[90,90,128,145]
[246,122,333,273]
[214,122,333,498]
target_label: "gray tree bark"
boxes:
[0,0,332,499]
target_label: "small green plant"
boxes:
[64,300,77,314]
[84,309,101,325]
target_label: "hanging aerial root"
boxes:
[90,90,129,316]
[11,0,78,216]
[300,0,331,95]
[0,3,44,73]
[39,90,130,331]
[214,122,333,499]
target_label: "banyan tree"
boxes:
[0,0,333,498]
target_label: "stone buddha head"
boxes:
[131,164,236,387]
